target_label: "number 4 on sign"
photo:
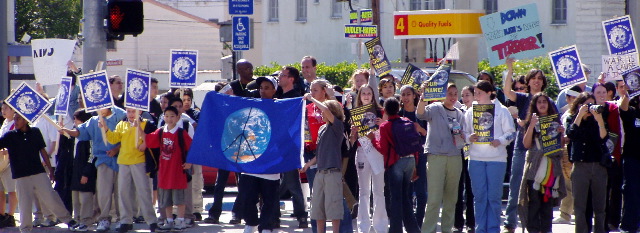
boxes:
[394,15,408,35]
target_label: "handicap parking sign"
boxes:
[233,16,250,51]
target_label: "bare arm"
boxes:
[300,156,317,173]
[620,85,629,111]
[503,57,517,102]
[60,128,80,137]
[522,114,537,149]
[40,148,55,181]
[305,94,334,124]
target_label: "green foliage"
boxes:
[15,0,82,40]
[477,56,559,99]
[254,61,365,88]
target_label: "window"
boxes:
[424,0,445,10]
[484,0,498,14]
[409,0,421,10]
[268,0,279,22]
[552,0,567,24]
[296,0,307,21]
[331,0,342,18]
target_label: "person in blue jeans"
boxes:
[463,81,516,233]
[374,98,421,233]
[502,57,551,233]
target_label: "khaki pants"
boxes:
[72,191,95,225]
[117,163,157,225]
[191,165,204,213]
[34,195,56,222]
[16,173,72,232]
[96,164,119,222]
[558,150,574,220]
[423,155,462,233]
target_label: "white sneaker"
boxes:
[243,225,258,233]
[174,219,186,230]
[32,218,42,227]
[184,218,194,228]
[261,230,273,233]
[159,220,173,231]
[552,216,571,224]
[96,220,110,232]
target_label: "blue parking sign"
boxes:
[229,0,253,15]
[233,16,250,51]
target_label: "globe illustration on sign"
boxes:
[429,70,448,86]
[411,70,428,86]
[556,57,576,78]
[85,80,105,103]
[173,57,195,80]
[17,95,37,114]
[610,26,631,49]
[221,107,271,163]
[128,78,146,101]
[478,112,494,129]
[56,85,69,108]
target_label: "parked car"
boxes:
[202,166,237,192]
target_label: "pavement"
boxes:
[1,186,580,232]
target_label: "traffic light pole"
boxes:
[0,0,9,99]
[82,0,107,73]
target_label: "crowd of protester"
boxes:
[0,55,638,233]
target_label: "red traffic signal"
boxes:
[107,0,144,36]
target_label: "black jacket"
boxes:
[566,115,608,163]
[71,140,97,193]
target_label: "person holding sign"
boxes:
[518,93,566,233]
[462,81,515,233]
[565,93,608,233]
[0,113,79,232]
[349,84,388,233]
[502,57,553,233]
[102,108,158,232]
[416,83,466,233]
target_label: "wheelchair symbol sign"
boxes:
[233,16,250,51]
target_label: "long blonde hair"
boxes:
[349,69,370,90]
[311,79,332,100]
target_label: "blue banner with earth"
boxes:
[187,92,304,174]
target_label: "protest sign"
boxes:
[360,9,373,23]
[622,68,640,98]
[602,53,639,81]
[350,104,379,137]
[4,82,52,124]
[539,114,562,156]
[350,10,358,23]
[170,50,198,88]
[479,3,545,67]
[54,77,73,116]
[401,64,430,91]
[549,45,587,90]
[365,37,391,76]
[125,69,151,112]
[422,65,450,101]
[78,71,114,113]
[472,104,495,144]
[31,39,76,86]
[603,15,637,55]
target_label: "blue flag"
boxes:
[187,92,304,174]
[5,82,52,124]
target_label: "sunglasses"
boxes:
[514,87,526,91]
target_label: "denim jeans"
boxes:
[388,157,420,233]
[413,152,428,227]
[208,169,241,219]
[278,170,307,218]
[621,156,640,232]
[468,160,506,233]
[504,149,526,229]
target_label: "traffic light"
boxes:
[106,0,144,36]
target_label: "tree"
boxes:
[15,0,82,41]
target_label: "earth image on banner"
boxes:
[221,107,271,163]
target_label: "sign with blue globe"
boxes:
[170,49,198,88]
[54,76,73,116]
[4,82,52,124]
[125,69,151,111]
[221,107,271,163]
[78,71,114,113]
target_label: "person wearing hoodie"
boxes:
[417,83,466,233]
[463,80,516,233]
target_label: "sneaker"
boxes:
[134,216,145,224]
[552,216,571,224]
[32,218,42,228]
[174,219,186,230]
[72,223,89,232]
[184,218,194,228]
[261,230,273,233]
[117,223,133,233]
[467,226,476,233]
[67,220,78,231]
[159,220,173,231]
[39,219,57,227]
[452,227,463,233]
[4,214,16,227]
[297,217,308,228]
[501,226,515,233]
[243,225,258,233]
[96,220,111,232]
[0,214,7,228]
[193,213,202,222]
[203,217,219,224]
[149,222,158,232]
[229,217,241,224]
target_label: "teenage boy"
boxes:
[0,113,78,232]
[0,103,18,228]
[60,106,126,232]
[103,108,158,232]
[145,106,193,231]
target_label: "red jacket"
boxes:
[373,115,418,168]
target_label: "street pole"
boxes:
[371,0,380,36]
[0,0,9,99]
[82,0,107,73]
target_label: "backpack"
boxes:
[159,119,190,133]
[390,117,423,156]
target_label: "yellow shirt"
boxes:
[106,120,147,165]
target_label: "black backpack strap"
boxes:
[176,127,187,163]
[182,120,190,133]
